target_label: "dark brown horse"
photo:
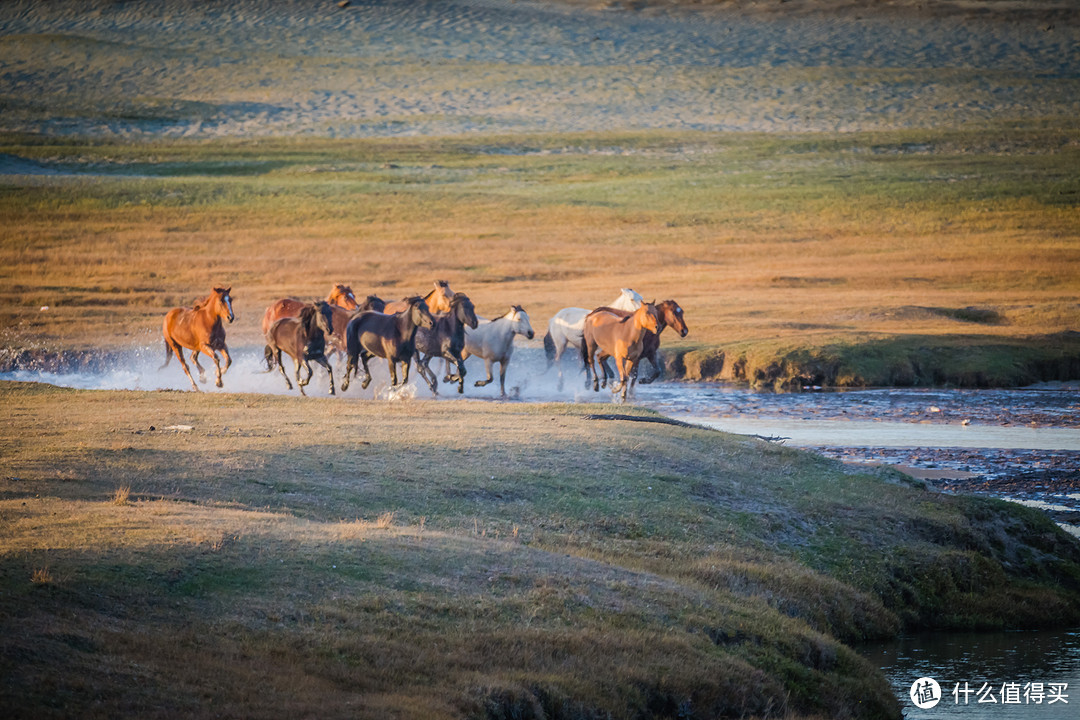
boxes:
[591,299,689,384]
[382,280,454,315]
[341,297,436,392]
[326,294,388,357]
[581,302,661,401]
[160,287,234,391]
[414,292,479,395]
[264,301,336,396]
[261,283,359,337]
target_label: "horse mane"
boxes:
[588,306,634,324]
[298,304,317,326]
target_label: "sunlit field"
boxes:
[2,128,1078,386]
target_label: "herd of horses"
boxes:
[160,281,688,401]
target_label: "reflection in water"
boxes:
[860,629,1080,719]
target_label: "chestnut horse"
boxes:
[264,301,336,396]
[382,280,454,315]
[160,287,234,391]
[261,284,359,337]
[590,299,688,385]
[414,292,479,395]
[341,297,435,393]
[581,302,661,401]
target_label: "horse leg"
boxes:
[220,344,232,375]
[416,356,438,395]
[498,360,508,398]
[359,351,373,390]
[386,357,398,387]
[313,356,335,395]
[275,349,293,390]
[400,358,412,386]
[210,349,225,388]
[169,341,200,391]
[474,358,494,388]
[553,340,568,392]
[297,358,312,396]
[451,352,466,394]
[190,349,207,384]
[587,343,601,393]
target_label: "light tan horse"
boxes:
[382,280,455,315]
[160,287,234,391]
[261,284,359,336]
[581,302,661,401]
[589,299,688,385]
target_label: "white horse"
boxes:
[543,288,643,391]
[461,305,535,397]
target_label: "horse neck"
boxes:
[396,308,422,340]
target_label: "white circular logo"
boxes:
[910,677,942,709]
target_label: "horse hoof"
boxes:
[457,386,464,394]
[361,378,371,390]
[215,380,223,388]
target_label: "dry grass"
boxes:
[2,382,1078,718]
[0,131,1076,388]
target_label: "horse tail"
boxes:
[543,330,556,365]
[159,340,173,370]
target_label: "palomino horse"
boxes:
[414,292,479,395]
[581,302,661,401]
[160,287,234,391]
[543,288,643,391]
[264,301,336,396]
[591,299,688,385]
[341,297,435,393]
[261,284,359,337]
[462,306,535,397]
[382,280,455,315]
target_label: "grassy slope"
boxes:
[3,382,1079,718]
[1,129,1078,387]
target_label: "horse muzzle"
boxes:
[526,331,535,339]
[680,328,688,337]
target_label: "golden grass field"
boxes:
[2,1,1080,717]
[2,130,1078,388]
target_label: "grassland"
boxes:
[2,382,1079,719]
[1,129,1078,387]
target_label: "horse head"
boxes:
[453,293,479,329]
[635,302,661,334]
[510,305,535,339]
[661,300,689,338]
[408,296,437,329]
[213,287,234,323]
[358,295,386,313]
[329,284,359,311]
[314,301,335,336]
[426,280,455,313]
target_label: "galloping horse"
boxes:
[543,288,643,391]
[160,287,234,391]
[341,297,435,393]
[590,299,688,385]
[382,280,455,315]
[261,283,359,337]
[581,302,661,401]
[462,306,535,397]
[414,292,479,395]
[327,294,387,357]
[264,301,336,396]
